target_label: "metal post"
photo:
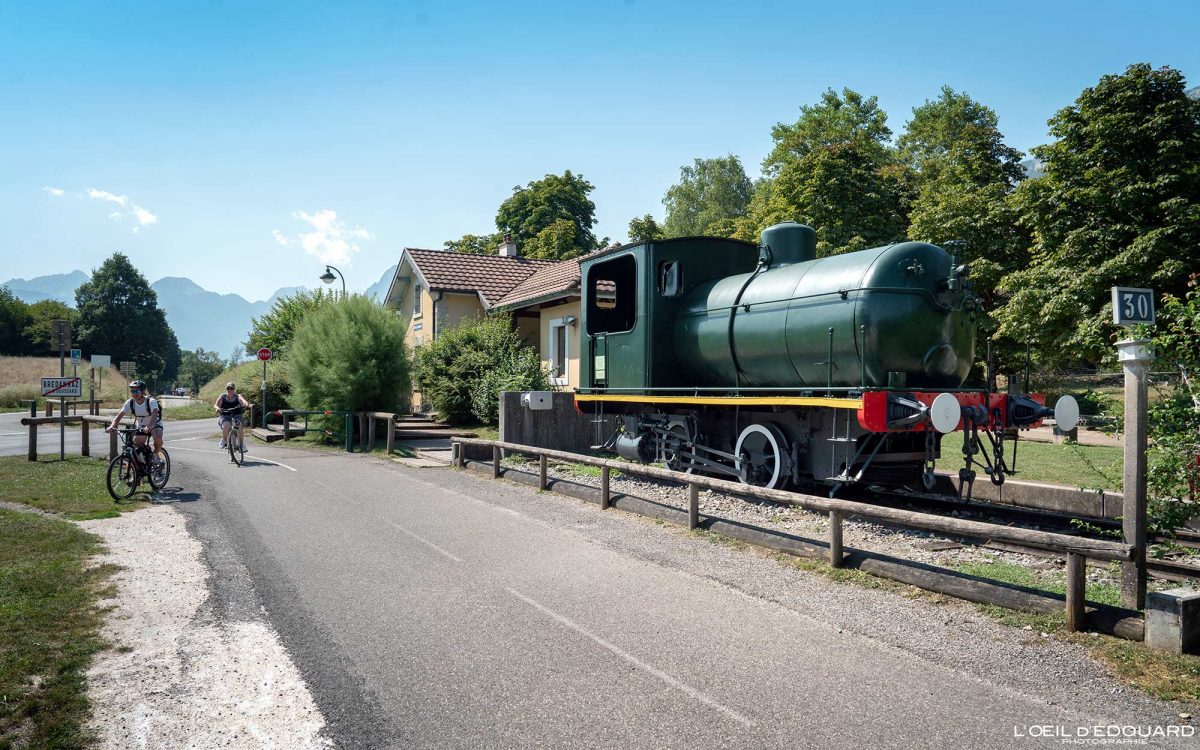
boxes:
[344,414,352,452]
[493,445,501,478]
[1116,338,1152,609]
[829,510,844,567]
[1066,553,1086,632]
[600,466,610,509]
[826,327,834,395]
[859,325,866,389]
[81,419,89,457]
[538,454,547,490]
[261,359,268,429]
[27,422,37,461]
[688,483,699,530]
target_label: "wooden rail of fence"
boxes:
[451,437,1137,636]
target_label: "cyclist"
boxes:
[215,382,250,450]
[106,380,164,458]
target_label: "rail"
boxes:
[451,437,1138,636]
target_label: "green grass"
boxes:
[0,455,150,520]
[160,402,216,421]
[0,493,119,747]
[938,440,1123,491]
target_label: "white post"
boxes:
[1116,338,1153,610]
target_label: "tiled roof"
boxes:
[493,260,580,308]
[405,249,558,306]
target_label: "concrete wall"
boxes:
[499,390,615,455]
[538,300,581,390]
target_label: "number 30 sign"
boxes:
[1111,287,1155,326]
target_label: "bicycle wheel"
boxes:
[149,449,171,489]
[228,430,242,466]
[107,455,139,501]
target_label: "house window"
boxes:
[549,318,570,386]
[413,284,422,317]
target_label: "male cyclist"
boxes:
[106,380,164,457]
[214,382,250,451]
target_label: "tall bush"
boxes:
[415,314,549,425]
[288,295,410,413]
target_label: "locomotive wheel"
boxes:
[663,419,696,474]
[735,422,790,489]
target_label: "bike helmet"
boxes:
[225,382,236,389]
[129,380,146,389]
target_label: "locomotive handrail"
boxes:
[451,436,1136,636]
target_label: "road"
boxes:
[139,438,1192,749]
[0,410,218,457]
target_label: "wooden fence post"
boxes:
[81,419,89,457]
[109,428,118,460]
[538,455,548,490]
[829,510,844,568]
[282,412,290,437]
[358,413,367,449]
[688,483,699,530]
[600,466,610,509]
[493,445,501,478]
[386,416,395,455]
[1066,553,1086,632]
[27,423,37,461]
[368,416,377,451]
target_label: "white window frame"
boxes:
[548,317,570,387]
[413,284,423,318]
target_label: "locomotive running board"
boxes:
[574,394,864,409]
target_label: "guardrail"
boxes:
[451,437,1139,637]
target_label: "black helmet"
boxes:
[129,380,146,389]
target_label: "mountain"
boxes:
[4,264,399,354]
[1,270,89,304]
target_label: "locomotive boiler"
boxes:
[575,222,1077,494]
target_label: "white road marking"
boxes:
[168,445,298,472]
[386,520,463,563]
[165,437,201,442]
[405,476,556,530]
[505,587,753,728]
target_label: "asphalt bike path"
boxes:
[0,413,219,457]
[155,438,1192,749]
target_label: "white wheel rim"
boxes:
[929,393,962,434]
[665,420,695,474]
[1054,395,1080,432]
[735,423,784,489]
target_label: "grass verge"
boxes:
[937,440,1123,491]
[0,460,121,747]
[160,402,217,421]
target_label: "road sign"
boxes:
[1112,287,1155,326]
[51,319,71,349]
[257,348,272,361]
[119,361,137,378]
[41,377,82,398]
[70,348,81,365]
[91,354,111,369]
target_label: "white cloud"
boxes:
[130,205,157,226]
[43,186,65,197]
[87,187,129,206]
[85,186,156,232]
[108,212,124,221]
[274,209,371,265]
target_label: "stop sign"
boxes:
[257,348,272,361]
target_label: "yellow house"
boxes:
[381,237,588,408]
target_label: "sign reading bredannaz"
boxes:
[40,377,82,398]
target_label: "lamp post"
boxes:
[319,265,346,298]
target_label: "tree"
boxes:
[662,155,752,238]
[444,232,501,255]
[288,295,410,413]
[178,348,227,393]
[23,299,78,352]
[495,171,599,260]
[0,286,31,355]
[74,253,181,379]
[740,88,908,253]
[414,314,548,425]
[627,214,665,243]
[246,289,335,357]
[995,64,1200,367]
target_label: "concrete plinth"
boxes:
[1145,587,1200,655]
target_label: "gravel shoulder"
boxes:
[80,505,334,749]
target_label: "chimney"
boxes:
[498,233,519,257]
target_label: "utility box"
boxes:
[521,391,553,410]
[1146,588,1200,654]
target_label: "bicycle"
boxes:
[219,407,246,466]
[105,427,171,501]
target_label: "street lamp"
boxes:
[319,265,346,298]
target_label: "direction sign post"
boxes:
[257,348,272,428]
[1112,286,1156,610]
[50,320,71,460]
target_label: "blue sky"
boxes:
[2,0,1196,300]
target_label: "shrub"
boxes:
[0,384,39,409]
[415,314,549,425]
[288,295,410,413]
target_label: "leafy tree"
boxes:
[74,253,181,379]
[444,232,502,255]
[23,299,78,352]
[288,295,410,413]
[414,314,548,425]
[178,348,227,393]
[740,88,908,253]
[996,64,1200,367]
[495,171,599,260]
[246,289,335,357]
[627,214,665,243]
[0,286,32,355]
[662,155,752,238]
